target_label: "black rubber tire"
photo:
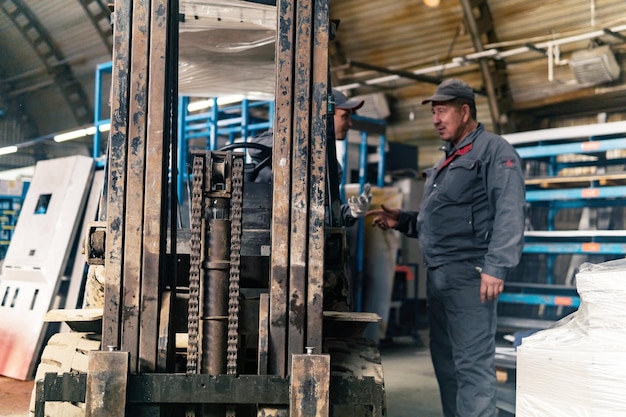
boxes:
[325,337,387,416]
[29,332,101,417]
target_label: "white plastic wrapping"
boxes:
[178,0,276,98]
[516,258,626,416]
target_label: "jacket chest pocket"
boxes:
[441,159,480,202]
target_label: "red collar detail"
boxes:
[439,143,473,172]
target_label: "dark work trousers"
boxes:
[427,260,498,417]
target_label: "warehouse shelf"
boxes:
[526,185,626,201]
[499,121,626,329]
[0,181,29,260]
[498,282,579,308]
[176,96,274,201]
[94,61,274,203]
[525,172,626,187]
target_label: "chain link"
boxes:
[186,155,204,375]
[227,155,243,376]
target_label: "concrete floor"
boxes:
[0,333,443,417]
[0,375,31,417]
[380,335,443,417]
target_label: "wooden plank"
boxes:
[269,0,296,378]
[290,354,330,417]
[44,308,103,322]
[121,0,151,372]
[103,0,132,352]
[288,0,314,365]
[85,351,129,417]
[140,0,171,374]
[307,0,329,353]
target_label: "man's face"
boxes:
[430,101,469,145]
[334,108,353,140]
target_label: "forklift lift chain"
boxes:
[227,155,244,375]
[186,155,204,375]
[186,152,244,377]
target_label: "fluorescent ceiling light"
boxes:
[53,123,109,142]
[0,146,18,156]
[187,95,249,112]
[54,128,91,142]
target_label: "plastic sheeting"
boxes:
[178,0,276,97]
[516,258,626,416]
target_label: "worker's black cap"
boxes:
[421,78,475,104]
[333,89,364,111]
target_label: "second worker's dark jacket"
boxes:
[395,123,525,280]
[248,129,358,227]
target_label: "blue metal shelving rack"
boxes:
[176,96,273,201]
[498,121,626,328]
[94,62,274,203]
[0,181,29,260]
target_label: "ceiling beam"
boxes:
[459,0,514,134]
[0,0,93,126]
[77,0,113,53]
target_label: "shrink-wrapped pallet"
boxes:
[516,258,626,416]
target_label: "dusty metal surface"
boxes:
[85,351,129,417]
[103,0,130,352]
[126,374,290,404]
[290,354,330,417]
[306,0,330,353]
[269,0,329,378]
[103,0,175,378]
[269,0,295,379]
[329,376,385,416]
[288,0,315,368]
[140,0,174,375]
[258,293,270,375]
[85,222,107,266]
[120,0,150,372]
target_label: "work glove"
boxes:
[347,183,372,218]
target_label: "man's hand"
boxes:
[367,204,400,231]
[480,272,504,303]
[347,183,372,218]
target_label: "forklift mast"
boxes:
[102,0,331,376]
[32,1,385,416]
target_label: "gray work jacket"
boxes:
[396,123,525,280]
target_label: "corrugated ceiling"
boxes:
[1,0,626,171]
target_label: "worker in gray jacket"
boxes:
[368,78,525,417]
